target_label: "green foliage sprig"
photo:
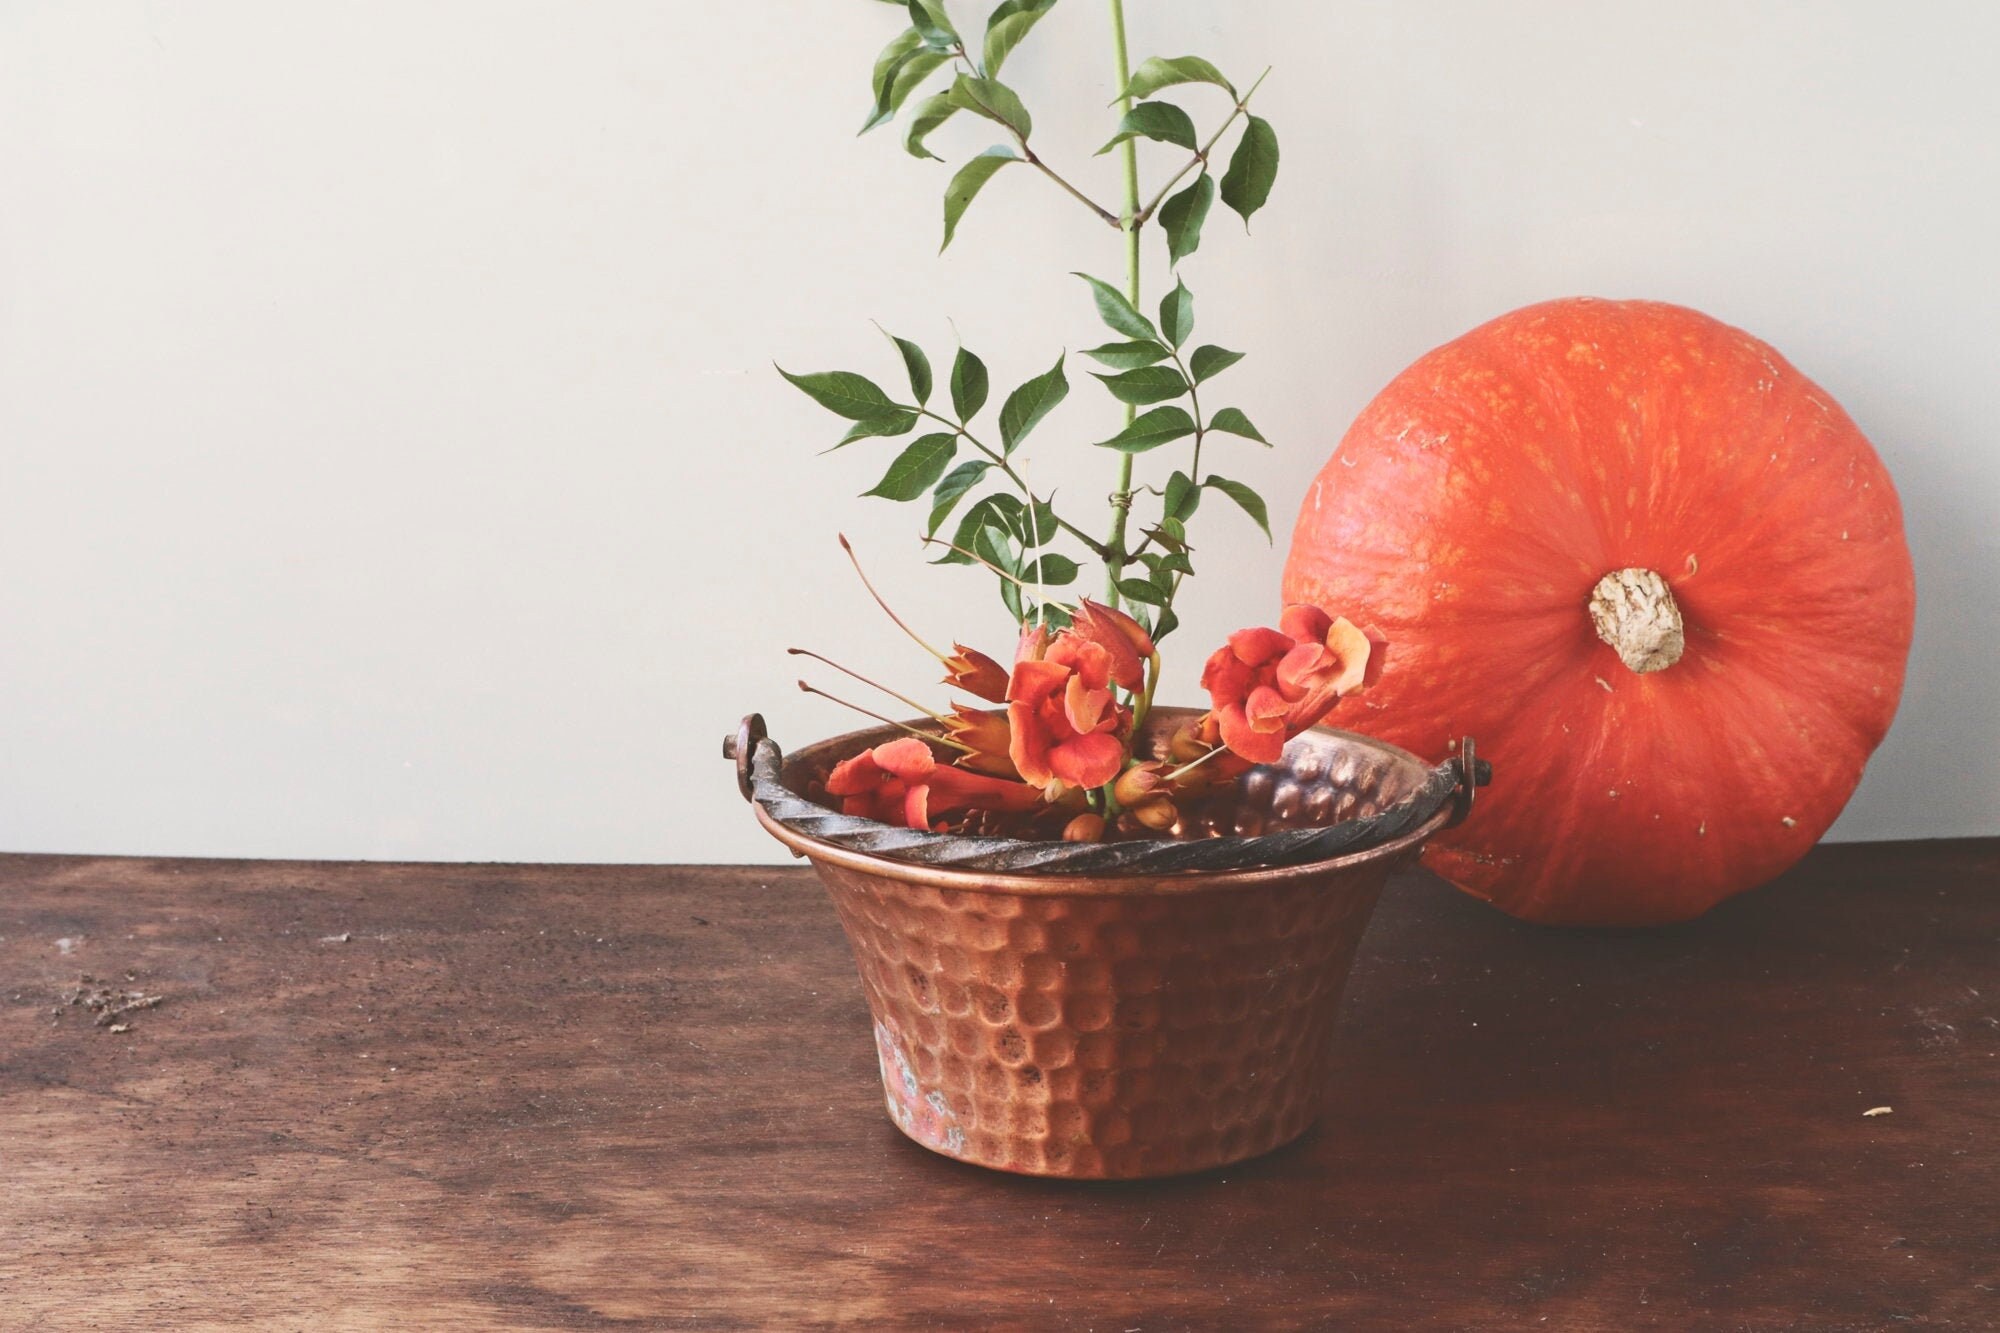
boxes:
[780,0,1281,644]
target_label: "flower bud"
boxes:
[1169,721,1212,764]
[1062,812,1106,843]
[1111,763,1163,808]
[1130,797,1179,831]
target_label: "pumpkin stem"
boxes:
[1588,568,1685,673]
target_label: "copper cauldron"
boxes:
[736,706,1479,1180]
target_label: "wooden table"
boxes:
[2,843,1994,1330]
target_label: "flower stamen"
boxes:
[787,648,951,724]
[794,681,974,752]
[839,533,946,660]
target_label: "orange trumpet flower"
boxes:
[1199,605,1387,765]
[824,736,1040,831]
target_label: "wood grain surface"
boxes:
[1,843,1994,1331]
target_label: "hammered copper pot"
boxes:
[752,707,1457,1181]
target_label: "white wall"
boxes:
[2,1,1993,864]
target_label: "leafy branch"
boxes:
[782,0,1284,640]
[1135,66,1274,226]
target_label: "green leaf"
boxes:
[942,147,1019,251]
[1189,344,1244,383]
[997,574,1025,623]
[1017,494,1060,547]
[1119,55,1235,102]
[863,37,948,133]
[948,74,1032,140]
[927,460,992,534]
[1152,605,1180,641]
[881,331,932,405]
[1208,406,1269,444]
[864,29,922,124]
[1073,272,1160,342]
[936,493,1023,565]
[998,353,1068,453]
[1092,365,1189,406]
[1082,340,1172,370]
[1025,553,1080,586]
[982,0,1055,75]
[1095,405,1196,453]
[1158,277,1194,348]
[777,366,907,421]
[865,433,957,501]
[891,52,950,117]
[1115,577,1167,607]
[970,522,1026,622]
[950,345,989,420]
[1096,100,1197,155]
[1205,475,1270,539]
[1219,115,1279,228]
[906,0,958,51]
[903,93,958,160]
[1163,469,1200,520]
[972,519,1020,575]
[1160,172,1213,267]
[829,411,920,451]
[1138,523,1189,561]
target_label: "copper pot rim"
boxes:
[754,715,1453,898]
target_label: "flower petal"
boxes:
[1278,603,1333,646]
[1079,597,1155,656]
[1006,656,1070,707]
[1070,599,1150,692]
[1275,641,1331,700]
[954,749,1021,779]
[1048,730,1126,789]
[1361,626,1389,689]
[944,644,1011,704]
[1200,643,1253,698]
[1064,671,1111,734]
[903,783,932,831]
[1007,700,1056,789]
[1322,617,1377,696]
[943,704,1013,758]
[870,736,938,782]
[1245,684,1291,727]
[1046,634,1115,693]
[1280,684,1340,738]
[824,749,885,797]
[927,764,1042,812]
[1227,625,1294,668]
[1215,703,1285,766]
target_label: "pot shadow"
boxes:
[871,842,1980,1200]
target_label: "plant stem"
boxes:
[1129,651,1161,744]
[919,536,1072,600]
[1102,0,1142,609]
[951,39,1119,229]
[1019,143,1120,227]
[1177,348,1208,486]
[917,409,1109,556]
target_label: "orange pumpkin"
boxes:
[1282,298,1915,925]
